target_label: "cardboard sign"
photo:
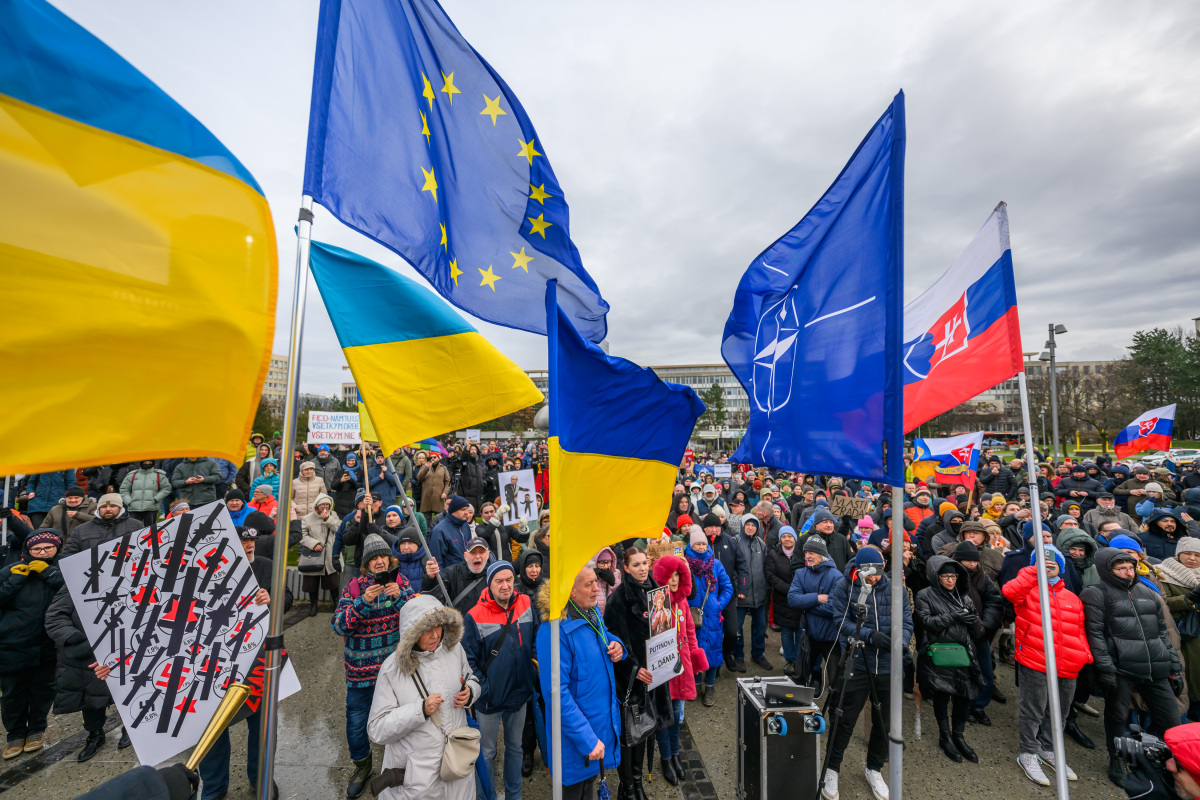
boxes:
[830,495,873,518]
[57,501,301,766]
[714,464,732,478]
[307,411,361,444]
[647,539,683,562]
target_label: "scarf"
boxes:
[1135,561,1162,595]
[782,543,795,559]
[1158,557,1200,590]
[983,505,1004,521]
[686,548,717,592]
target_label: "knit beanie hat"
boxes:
[855,547,885,567]
[1056,514,1078,527]
[952,541,980,562]
[448,495,471,514]
[487,560,515,584]
[384,504,405,520]
[98,493,123,508]
[24,529,62,551]
[1176,538,1200,557]
[65,486,85,498]
[701,513,722,529]
[811,508,837,526]
[397,530,421,547]
[1022,520,1051,541]
[254,483,275,498]
[675,514,694,528]
[1108,534,1143,553]
[361,534,391,564]
[779,525,797,543]
[802,536,829,558]
[689,528,708,548]
[225,488,246,503]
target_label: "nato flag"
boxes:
[721,93,905,484]
[303,0,608,341]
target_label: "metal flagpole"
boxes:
[255,196,315,799]
[1019,371,1070,800]
[551,616,563,800]
[2,476,9,546]
[888,484,904,799]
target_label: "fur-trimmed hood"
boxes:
[392,594,464,676]
[536,580,559,622]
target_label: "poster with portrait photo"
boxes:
[498,468,541,524]
[648,586,673,638]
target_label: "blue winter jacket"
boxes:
[27,471,77,513]
[684,546,734,669]
[536,611,626,786]
[391,541,428,588]
[430,515,472,568]
[826,568,913,675]
[367,462,400,507]
[787,559,845,643]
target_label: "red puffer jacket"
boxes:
[1002,565,1093,678]
[652,556,709,701]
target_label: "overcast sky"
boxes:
[54,0,1200,395]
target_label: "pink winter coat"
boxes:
[653,555,710,700]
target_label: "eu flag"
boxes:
[721,93,905,484]
[303,0,609,342]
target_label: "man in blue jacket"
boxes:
[430,496,474,568]
[787,537,846,692]
[23,471,77,529]
[463,562,538,800]
[536,566,626,800]
[822,548,913,800]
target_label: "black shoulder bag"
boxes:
[620,672,658,746]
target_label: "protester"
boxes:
[300,493,342,616]
[170,456,221,505]
[651,555,708,786]
[914,556,984,764]
[249,458,281,501]
[590,547,620,614]
[291,460,325,517]
[1159,538,1200,721]
[332,533,415,798]
[800,509,854,571]
[38,486,94,541]
[392,529,429,588]
[949,541,1004,726]
[462,561,537,800]
[536,568,625,800]
[734,513,771,670]
[765,526,803,675]
[823,548,912,800]
[22,470,77,529]
[416,453,452,525]
[1083,547,1184,787]
[430,496,474,569]
[701,512,748,672]
[366,594,480,800]
[788,535,845,694]
[683,531,734,707]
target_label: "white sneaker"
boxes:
[1018,753,1050,786]
[779,646,785,656]
[1038,751,1078,781]
[821,769,839,800]
[864,767,889,800]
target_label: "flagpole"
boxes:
[888,483,904,800]
[1019,371,1069,800]
[255,196,314,800]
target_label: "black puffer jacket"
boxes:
[1081,548,1182,682]
[1054,475,1104,513]
[457,452,487,510]
[764,543,804,628]
[0,542,64,673]
[914,556,983,698]
[978,462,1018,500]
[45,587,112,714]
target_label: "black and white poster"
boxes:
[58,501,300,765]
[498,468,541,524]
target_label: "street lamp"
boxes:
[1037,323,1068,460]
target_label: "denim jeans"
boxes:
[199,711,260,800]
[734,606,767,659]
[478,706,527,800]
[780,626,800,663]
[703,666,720,687]
[971,638,994,711]
[346,685,376,761]
[654,700,685,758]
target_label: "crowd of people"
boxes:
[7,436,1200,800]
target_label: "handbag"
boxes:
[412,671,481,781]
[619,672,659,747]
[926,642,971,668]
[691,580,711,628]
[297,546,325,574]
[1179,611,1200,642]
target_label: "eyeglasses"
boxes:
[29,545,56,554]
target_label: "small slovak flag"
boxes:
[1113,404,1176,459]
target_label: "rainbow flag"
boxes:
[0,0,276,474]
[545,280,705,610]
[309,241,542,453]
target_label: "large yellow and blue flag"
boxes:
[303,0,609,342]
[546,281,706,611]
[308,241,543,453]
[0,0,276,475]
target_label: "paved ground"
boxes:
[0,609,1126,799]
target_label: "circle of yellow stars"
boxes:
[418,70,557,292]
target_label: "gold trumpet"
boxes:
[184,683,252,770]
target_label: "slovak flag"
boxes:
[1114,404,1177,459]
[911,432,984,488]
[902,203,1024,432]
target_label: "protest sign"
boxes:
[498,469,541,523]
[714,464,732,478]
[307,411,361,444]
[465,428,482,442]
[694,464,715,477]
[830,495,873,518]
[57,501,300,766]
[647,539,683,563]
[646,587,679,690]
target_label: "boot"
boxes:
[632,756,649,800]
[938,720,962,763]
[703,684,716,707]
[1065,719,1095,749]
[1108,754,1128,788]
[660,758,678,786]
[672,753,686,782]
[618,782,633,800]
[77,730,105,763]
[117,728,131,749]
[522,750,534,778]
[347,754,372,799]
[951,725,977,763]
[309,592,319,617]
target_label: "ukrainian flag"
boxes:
[545,281,706,611]
[309,241,543,452]
[0,0,277,475]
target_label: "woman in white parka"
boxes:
[367,593,481,800]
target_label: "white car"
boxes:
[1170,448,1200,466]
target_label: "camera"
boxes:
[852,603,869,623]
[1114,726,1173,774]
